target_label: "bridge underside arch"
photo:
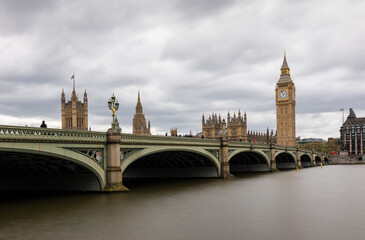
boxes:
[0,151,101,191]
[301,154,312,167]
[324,157,329,164]
[275,152,296,169]
[315,156,322,165]
[229,151,269,173]
[123,151,219,179]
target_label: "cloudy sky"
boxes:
[0,0,364,139]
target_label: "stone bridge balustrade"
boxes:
[0,125,107,143]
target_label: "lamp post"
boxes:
[108,93,119,133]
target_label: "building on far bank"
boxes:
[132,91,151,135]
[298,138,325,144]
[61,83,88,130]
[340,108,365,154]
[170,128,178,136]
[202,111,275,143]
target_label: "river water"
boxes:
[1,165,364,240]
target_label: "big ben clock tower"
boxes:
[276,51,296,147]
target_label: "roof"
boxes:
[342,108,365,127]
[281,53,289,70]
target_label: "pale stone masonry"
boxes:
[61,86,88,130]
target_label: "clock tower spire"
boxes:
[276,51,296,147]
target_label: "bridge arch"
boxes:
[275,151,297,169]
[0,143,106,191]
[121,147,220,179]
[300,153,312,167]
[315,156,322,165]
[228,150,270,173]
[324,157,329,165]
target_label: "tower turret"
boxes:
[61,75,88,130]
[133,91,151,135]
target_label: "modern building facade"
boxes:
[340,108,365,154]
[275,52,296,147]
[132,91,151,135]
[61,86,88,130]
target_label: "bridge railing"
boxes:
[120,134,221,147]
[0,125,107,143]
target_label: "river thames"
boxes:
[1,165,364,240]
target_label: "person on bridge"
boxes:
[40,120,47,128]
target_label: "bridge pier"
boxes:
[296,148,303,168]
[312,152,316,166]
[104,133,128,192]
[270,144,278,171]
[220,139,232,178]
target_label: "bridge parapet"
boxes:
[0,125,107,143]
[120,134,220,147]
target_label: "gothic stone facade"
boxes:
[61,88,88,130]
[340,108,365,154]
[133,92,151,135]
[202,111,274,143]
[275,52,296,147]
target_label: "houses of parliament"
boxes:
[61,52,296,147]
[201,52,296,147]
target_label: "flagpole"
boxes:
[342,109,344,124]
[73,72,75,92]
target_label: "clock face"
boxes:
[279,90,287,99]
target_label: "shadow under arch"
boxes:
[315,156,322,165]
[275,152,296,169]
[324,157,329,165]
[301,154,312,167]
[122,150,220,179]
[228,150,270,173]
[0,150,102,191]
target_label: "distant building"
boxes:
[132,91,151,135]
[170,128,178,137]
[115,117,122,133]
[202,111,274,143]
[61,84,88,130]
[275,51,296,147]
[340,108,365,154]
[298,138,325,144]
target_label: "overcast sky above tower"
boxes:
[0,0,364,139]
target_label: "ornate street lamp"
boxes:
[108,93,119,133]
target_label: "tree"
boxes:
[299,139,339,154]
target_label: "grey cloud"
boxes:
[173,0,236,20]
[0,0,364,139]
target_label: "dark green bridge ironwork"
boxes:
[0,125,328,191]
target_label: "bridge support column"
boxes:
[312,152,316,166]
[220,139,232,178]
[104,133,128,192]
[296,148,303,168]
[270,144,278,171]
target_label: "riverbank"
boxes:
[330,155,365,165]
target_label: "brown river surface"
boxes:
[1,165,364,240]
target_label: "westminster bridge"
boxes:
[0,125,328,191]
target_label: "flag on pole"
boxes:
[339,108,344,111]
[71,73,75,79]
